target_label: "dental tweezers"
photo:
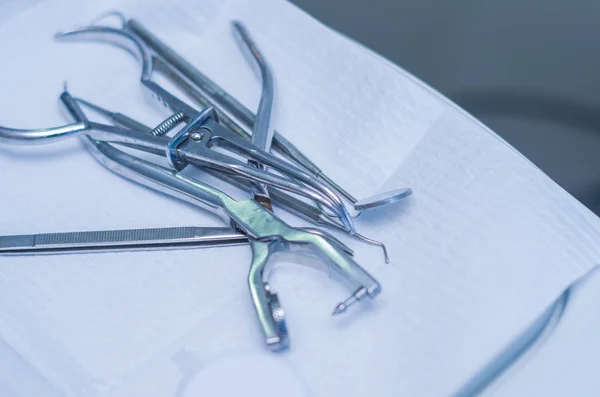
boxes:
[0,225,353,257]
[0,227,248,255]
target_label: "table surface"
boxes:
[1,1,600,396]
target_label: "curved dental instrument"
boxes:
[74,17,388,259]
[75,97,391,263]
[233,21,288,342]
[232,20,275,210]
[57,89,380,351]
[232,21,275,157]
[0,123,87,144]
[121,14,413,213]
[53,25,354,232]
[0,113,353,230]
[353,188,413,210]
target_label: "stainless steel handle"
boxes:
[0,227,247,255]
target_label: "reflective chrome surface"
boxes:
[0,227,248,255]
[0,123,87,144]
[73,97,389,261]
[60,90,380,351]
[0,16,392,351]
[0,225,353,257]
[53,23,354,232]
[126,16,411,214]
[354,187,413,211]
[233,21,275,210]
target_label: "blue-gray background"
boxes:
[293,0,600,213]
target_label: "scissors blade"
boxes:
[0,226,247,256]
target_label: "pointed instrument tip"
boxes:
[54,28,88,42]
[231,20,244,30]
[54,30,69,40]
[332,288,367,315]
[332,303,347,316]
[383,246,390,264]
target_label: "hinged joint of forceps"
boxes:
[166,107,216,171]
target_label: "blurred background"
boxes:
[293,0,600,214]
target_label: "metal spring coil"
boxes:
[149,112,188,136]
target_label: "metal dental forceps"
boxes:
[0,21,381,350]
[0,90,378,350]
[0,108,354,231]
[73,96,392,262]
[58,12,412,216]
[51,15,401,258]
[83,89,380,349]
[122,14,413,213]
[48,23,355,233]
[52,13,392,261]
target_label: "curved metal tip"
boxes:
[0,123,88,145]
[53,25,152,81]
[54,26,116,42]
[354,187,413,211]
[54,28,89,40]
[354,232,389,264]
[231,21,250,41]
[0,83,89,145]
[55,10,127,39]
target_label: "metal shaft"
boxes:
[0,226,247,255]
[126,19,325,177]
[73,97,348,230]
[233,21,275,210]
